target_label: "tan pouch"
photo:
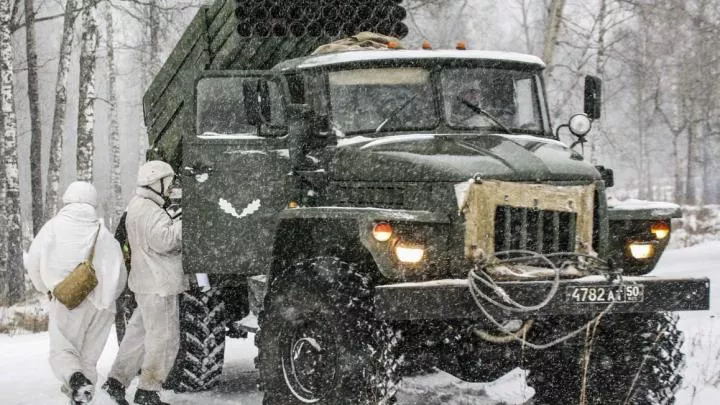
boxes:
[53,225,100,310]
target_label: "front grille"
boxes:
[494,206,576,254]
[332,183,405,209]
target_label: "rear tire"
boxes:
[164,288,227,392]
[528,312,684,405]
[257,257,403,405]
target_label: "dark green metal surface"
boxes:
[374,277,711,320]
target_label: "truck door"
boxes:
[182,72,293,276]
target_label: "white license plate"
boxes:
[566,285,644,303]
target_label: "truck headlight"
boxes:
[395,243,425,264]
[627,241,656,260]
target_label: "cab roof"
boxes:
[273,49,546,72]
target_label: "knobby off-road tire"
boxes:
[256,257,403,405]
[165,287,227,392]
[115,288,227,392]
[528,312,684,405]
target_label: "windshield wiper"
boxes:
[375,94,419,133]
[460,98,512,134]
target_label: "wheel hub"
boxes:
[281,323,337,403]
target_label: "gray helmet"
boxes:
[137,160,175,187]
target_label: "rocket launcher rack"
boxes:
[142,0,408,168]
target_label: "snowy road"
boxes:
[1,242,718,405]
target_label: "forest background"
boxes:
[0,0,718,304]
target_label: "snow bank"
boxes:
[397,368,532,405]
[0,295,48,335]
[654,242,720,405]
[2,242,719,404]
[669,205,720,249]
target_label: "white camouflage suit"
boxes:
[108,185,188,392]
[25,182,128,389]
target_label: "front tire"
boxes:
[257,257,403,405]
[528,312,684,405]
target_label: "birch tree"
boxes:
[45,0,79,220]
[542,0,567,75]
[76,0,98,181]
[24,0,43,234]
[0,0,24,303]
[138,0,161,166]
[105,4,122,225]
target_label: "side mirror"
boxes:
[584,75,602,120]
[288,104,336,170]
[595,165,614,188]
[243,79,272,126]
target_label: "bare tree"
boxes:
[105,3,122,226]
[24,0,43,234]
[76,0,98,181]
[543,0,567,74]
[0,0,25,303]
[513,0,537,54]
[45,0,79,220]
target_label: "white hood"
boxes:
[25,203,127,312]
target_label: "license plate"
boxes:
[566,285,644,303]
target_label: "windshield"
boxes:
[441,67,544,133]
[328,68,438,135]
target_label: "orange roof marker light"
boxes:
[422,40,432,50]
[388,41,400,49]
[456,41,467,50]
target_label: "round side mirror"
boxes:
[568,113,592,136]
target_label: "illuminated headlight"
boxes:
[628,242,656,260]
[395,243,425,264]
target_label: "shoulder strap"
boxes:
[87,224,101,263]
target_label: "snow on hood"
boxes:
[359,134,436,149]
[332,133,598,183]
[607,198,680,211]
[497,134,567,148]
[336,136,374,147]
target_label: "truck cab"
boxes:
[136,6,708,398]
[184,49,663,282]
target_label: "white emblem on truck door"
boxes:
[219,198,262,219]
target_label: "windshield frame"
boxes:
[315,59,553,139]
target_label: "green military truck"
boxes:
[122,0,711,403]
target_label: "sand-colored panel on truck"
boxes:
[462,180,595,257]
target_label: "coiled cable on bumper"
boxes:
[468,250,619,350]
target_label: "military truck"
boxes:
[121,0,711,403]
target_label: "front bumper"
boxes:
[373,276,710,321]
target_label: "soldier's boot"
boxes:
[69,372,93,405]
[134,389,170,405]
[102,377,130,405]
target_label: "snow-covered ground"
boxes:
[0,242,717,405]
